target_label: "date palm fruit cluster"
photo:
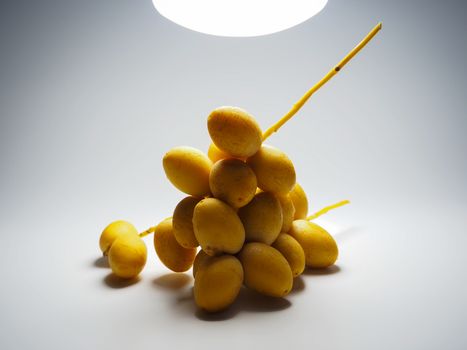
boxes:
[98,107,340,312]
[98,22,382,313]
[157,106,338,312]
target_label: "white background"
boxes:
[1,0,466,349]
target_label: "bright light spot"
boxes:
[152,0,328,37]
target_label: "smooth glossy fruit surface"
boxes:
[278,195,295,233]
[173,196,202,248]
[289,183,308,219]
[193,198,245,256]
[99,220,138,256]
[154,218,197,272]
[163,146,212,196]
[192,249,210,278]
[207,143,230,163]
[209,158,257,208]
[238,192,282,245]
[238,242,293,297]
[208,106,262,158]
[289,220,338,268]
[108,235,147,278]
[194,255,243,312]
[247,145,296,195]
[272,233,305,277]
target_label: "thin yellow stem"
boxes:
[139,226,156,237]
[307,200,350,221]
[262,22,382,141]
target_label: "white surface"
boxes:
[152,0,328,37]
[1,0,467,349]
[3,203,466,350]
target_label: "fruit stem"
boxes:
[262,22,382,141]
[139,226,156,237]
[307,200,350,221]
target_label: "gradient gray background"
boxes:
[1,0,466,349]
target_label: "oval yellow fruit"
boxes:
[193,198,245,256]
[194,255,244,313]
[207,106,262,158]
[108,235,147,279]
[272,233,305,277]
[207,143,230,163]
[289,183,309,219]
[238,192,282,245]
[209,158,257,208]
[154,218,197,272]
[238,242,293,297]
[278,194,295,233]
[99,220,138,256]
[289,220,338,268]
[192,249,210,278]
[173,196,202,248]
[246,145,296,195]
[162,146,212,197]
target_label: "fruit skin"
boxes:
[99,220,138,256]
[288,220,338,268]
[154,218,197,272]
[289,183,308,219]
[163,146,212,197]
[247,145,296,195]
[278,194,295,233]
[194,255,244,313]
[238,192,282,245]
[207,106,262,158]
[209,158,257,208]
[173,196,202,248]
[108,235,147,279]
[238,242,293,297]
[272,233,305,277]
[207,143,231,163]
[193,198,245,256]
[192,249,210,278]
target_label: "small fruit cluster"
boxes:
[98,23,381,313]
[99,106,346,313]
[160,107,341,312]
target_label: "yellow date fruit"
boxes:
[194,255,244,313]
[272,233,305,277]
[209,158,257,208]
[289,220,338,268]
[173,196,202,248]
[238,242,293,297]
[278,194,295,233]
[154,218,197,272]
[207,143,231,163]
[247,145,296,195]
[192,249,210,278]
[238,192,282,245]
[193,198,245,256]
[108,235,147,279]
[99,220,138,256]
[207,106,262,158]
[289,183,309,219]
[163,146,212,197]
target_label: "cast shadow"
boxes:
[302,265,341,276]
[193,287,292,322]
[103,273,141,289]
[93,256,109,268]
[290,276,306,294]
[153,273,192,291]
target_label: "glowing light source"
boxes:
[152,0,328,37]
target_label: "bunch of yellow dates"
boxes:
[99,106,339,313]
[97,22,382,314]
